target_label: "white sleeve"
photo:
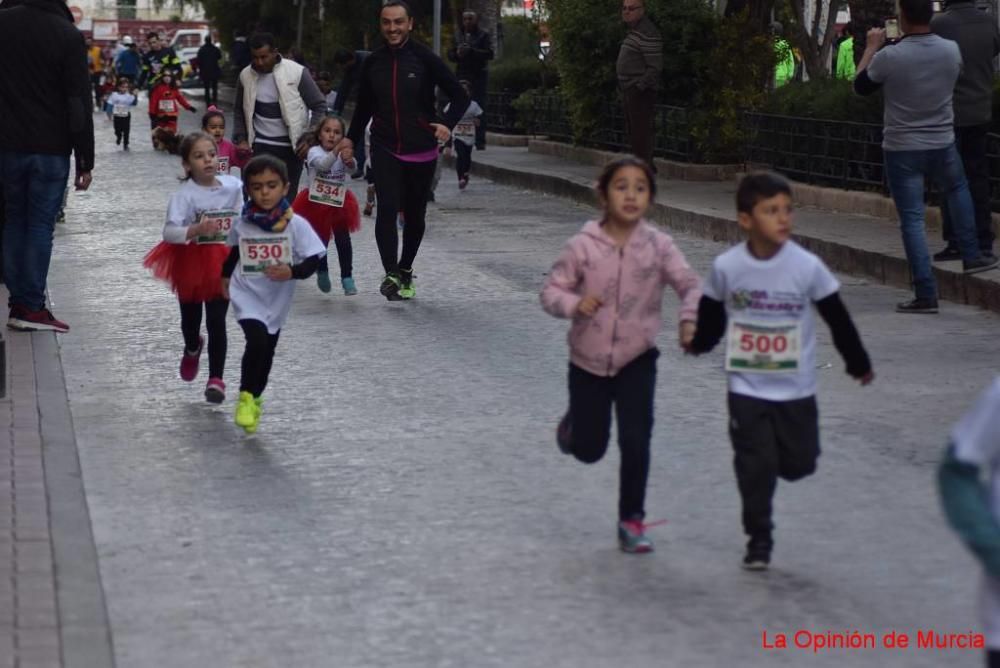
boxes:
[307,146,337,173]
[952,379,1000,466]
[702,259,726,302]
[471,101,484,117]
[162,190,192,244]
[808,257,840,301]
[291,216,326,262]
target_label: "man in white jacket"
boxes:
[233,32,326,193]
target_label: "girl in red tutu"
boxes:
[292,115,360,295]
[143,132,243,403]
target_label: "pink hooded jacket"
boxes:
[540,220,702,377]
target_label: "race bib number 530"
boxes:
[725,320,802,373]
[239,235,292,274]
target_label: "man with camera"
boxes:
[854,0,998,314]
[448,10,493,150]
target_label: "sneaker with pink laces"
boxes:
[618,517,656,554]
[180,336,204,382]
[204,377,225,404]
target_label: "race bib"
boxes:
[113,104,131,117]
[195,209,238,245]
[158,99,176,113]
[239,235,292,274]
[724,319,802,373]
[308,174,346,208]
[454,122,475,140]
[216,156,230,174]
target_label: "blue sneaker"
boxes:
[317,271,332,293]
[617,518,655,554]
[342,276,358,295]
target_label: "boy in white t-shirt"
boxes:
[939,379,1000,664]
[444,80,483,190]
[688,172,874,570]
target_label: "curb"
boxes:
[456,155,1000,314]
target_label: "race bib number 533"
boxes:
[239,235,292,274]
[195,210,238,244]
[725,320,802,373]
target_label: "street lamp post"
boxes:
[433,0,442,55]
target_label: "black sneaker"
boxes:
[896,298,939,314]
[380,272,402,301]
[932,245,961,262]
[963,256,1000,274]
[742,536,772,571]
[556,412,572,455]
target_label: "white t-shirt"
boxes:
[304,145,352,191]
[162,175,244,245]
[226,213,326,334]
[445,100,483,147]
[703,240,840,401]
[106,91,137,117]
[950,378,1000,649]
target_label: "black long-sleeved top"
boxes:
[333,50,370,115]
[347,38,470,155]
[447,29,494,80]
[689,292,872,379]
[222,246,321,280]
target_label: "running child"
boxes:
[149,70,196,150]
[221,155,326,434]
[105,76,138,150]
[202,106,251,175]
[292,115,360,296]
[540,156,702,554]
[143,132,242,403]
[445,80,483,190]
[687,171,874,570]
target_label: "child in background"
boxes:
[143,132,242,403]
[149,71,196,149]
[540,156,702,554]
[292,115,360,295]
[316,71,338,113]
[688,171,873,570]
[105,76,138,150]
[202,107,251,175]
[221,155,327,434]
[100,70,117,121]
[445,80,483,190]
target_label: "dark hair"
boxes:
[147,31,159,40]
[201,107,225,129]
[117,76,131,85]
[736,172,793,214]
[333,49,353,65]
[596,155,657,200]
[316,70,332,81]
[307,115,347,147]
[243,154,289,185]
[177,132,216,178]
[380,0,413,19]
[248,32,277,51]
[898,0,934,25]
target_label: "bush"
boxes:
[489,57,558,95]
[764,78,883,123]
[499,16,542,61]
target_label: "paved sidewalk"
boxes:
[461,141,1000,313]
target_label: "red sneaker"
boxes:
[8,307,69,333]
[180,336,204,382]
[204,377,225,404]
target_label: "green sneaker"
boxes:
[380,273,402,301]
[398,269,415,300]
[235,391,257,432]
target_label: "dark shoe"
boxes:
[458,176,469,190]
[556,412,572,455]
[427,191,436,203]
[742,536,772,571]
[475,143,486,151]
[8,307,70,333]
[380,273,402,301]
[116,134,122,146]
[963,256,1000,275]
[895,298,939,314]
[932,245,961,262]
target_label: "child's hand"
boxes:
[678,320,696,351]
[189,107,197,113]
[339,146,355,163]
[192,217,218,238]
[857,370,875,386]
[264,264,293,281]
[576,296,603,317]
[221,277,230,300]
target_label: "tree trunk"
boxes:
[787,0,841,79]
[847,0,894,64]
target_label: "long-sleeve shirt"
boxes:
[149,84,194,117]
[616,15,662,92]
[447,29,494,80]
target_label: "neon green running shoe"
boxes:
[398,269,415,300]
[235,391,257,431]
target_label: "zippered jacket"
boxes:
[541,220,701,377]
[347,38,470,155]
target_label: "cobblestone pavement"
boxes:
[44,107,1000,667]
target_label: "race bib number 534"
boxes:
[239,235,292,274]
[309,174,345,208]
[725,320,802,373]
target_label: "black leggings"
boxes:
[239,319,281,397]
[318,228,353,278]
[179,299,228,379]
[372,147,436,274]
[455,141,472,178]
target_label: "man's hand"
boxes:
[457,45,470,58]
[430,123,451,143]
[866,28,886,52]
[295,140,310,161]
[220,277,230,300]
[236,140,251,152]
[74,170,92,191]
[264,264,293,281]
[576,296,603,317]
[679,320,696,351]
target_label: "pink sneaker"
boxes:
[179,336,204,382]
[204,377,225,404]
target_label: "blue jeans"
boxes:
[884,145,981,300]
[1,151,70,311]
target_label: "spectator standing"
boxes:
[231,31,251,74]
[616,0,662,168]
[139,32,181,92]
[834,24,856,79]
[855,0,998,314]
[232,32,326,194]
[333,49,371,177]
[0,0,94,332]
[447,11,493,150]
[931,0,1000,261]
[196,35,223,107]
[115,35,141,81]
[86,37,104,110]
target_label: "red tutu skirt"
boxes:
[292,188,361,242]
[143,241,229,303]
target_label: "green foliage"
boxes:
[499,16,542,61]
[763,78,883,123]
[490,57,558,95]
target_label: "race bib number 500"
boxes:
[725,320,802,373]
[309,175,346,208]
[239,236,292,275]
[195,210,238,244]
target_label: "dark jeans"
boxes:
[567,348,658,521]
[371,147,436,273]
[988,650,1000,667]
[239,319,280,397]
[91,72,103,110]
[941,124,994,253]
[884,145,982,300]
[470,73,488,148]
[1,151,70,312]
[728,393,820,545]
[317,228,353,278]
[455,141,473,178]
[252,143,304,194]
[622,85,655,167]
[180,298,229,379]
[202,77,219,107]
[113,115,131,147]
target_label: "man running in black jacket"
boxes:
[346,0,470,301]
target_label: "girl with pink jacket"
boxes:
[540,156,701,554]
